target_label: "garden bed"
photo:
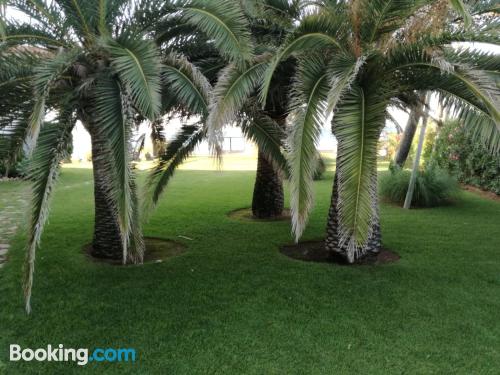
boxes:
[84,237,186,265]
[280,240,400,265]
[228,207,291,222]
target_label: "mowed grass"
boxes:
[0,162,499,374]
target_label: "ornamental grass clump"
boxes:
[380,166,458,207]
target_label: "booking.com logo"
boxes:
[10,344,136,366]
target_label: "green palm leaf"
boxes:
[361,0,431,43]
[206,55,270,151]
[54,0,92,37]
[0,49,39,163]
[24,112,75,313]
[239,110,288,177]
[438,90,500,154]
[14,0,63,28]
[259,11,346,106]
[26,49,80,154]
[162,53,212,116]
[288,56,330,240]
[92,74,143,264]
[145,123,206,211]
[105,36,162,120]
[181,0,253,65]
[332,84,387,262]
[1,21,67,47]
[386,46,500,127]
[325,53,366,114]
[449,0,472,27]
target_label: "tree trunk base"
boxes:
[280,240,399,265]
[324,172,381,263]
[87,123,131,262]
[252,152,284,219]
[84,237,185,265]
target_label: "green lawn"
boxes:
[1,166,499,374]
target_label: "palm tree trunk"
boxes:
[88,128,123,260]
[404,102,429,209]
[252,150,284,218]
[394,102,423,168]
[325,158,381,262]
[251,113,285,219]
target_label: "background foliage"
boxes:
[0,157,28,178]
[431,120,500,194]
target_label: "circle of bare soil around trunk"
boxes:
[227,207,291,222]
[84,237,186,266]
[280,240,400,265]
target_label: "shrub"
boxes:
[431,120,500,195]
[380,166,458,207]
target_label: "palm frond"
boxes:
[0,115,29,165]
[1,21,67,47]
[26,98,46,155]
[26,49,80,154]
[288,56,330,240]
[105,35,162,120]
[54,0,93,37]
[325,53,366,114]
[468,0,500,16]
[97,0,135,34]
[239,109,288,177]
[126,0,174,35]
[386,45,499,126]
[162,53,212,116]
[438,89,500,153]
[206,55,270,152]
[24,112,75,313]
[444,67,499,126]
[181,0,253,65]
[0,49,40,163]
[10,0,62,29]
[449,0,472,27]
[396,50,500,153]
[145,123,206,211]
[387,28,500,57]
[457,67,497,122]
[361,0,431,43]
[259,11,347,106]
[444,47,500,75]
[332,84,387,262]
[92,74,144,263]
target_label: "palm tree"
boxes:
[257,0,499,262]
[146,0,300,218]
[0,0,210,312]
[393,96,425,168]
[392,0,496,168]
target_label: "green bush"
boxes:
[431,120,500,194]
[380,166,458,207]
